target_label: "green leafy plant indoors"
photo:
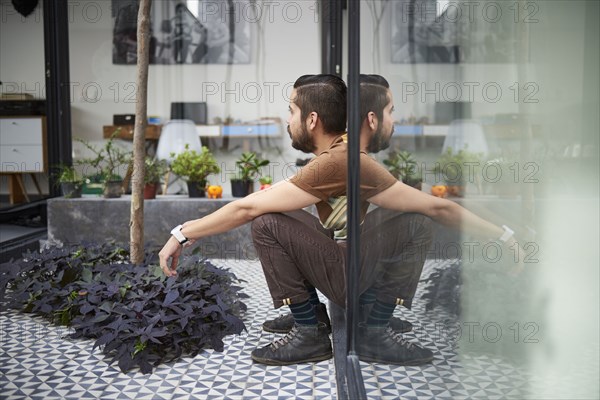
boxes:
[235,151,270,181]
[170,144,220,183]
[143,156,169,184]
[434,147,483,185]
[77,132,131,184]
[383,150,422,187]
[54,164,85,185]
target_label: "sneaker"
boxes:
[359,303,414,333]
[388,317,414,333]
[251,322,333,366]
[357,323,434,365]
[262,303,332,334]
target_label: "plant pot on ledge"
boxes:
[77,133,130,200]
[60,182,83,198]
[103,180,123,198]
[445,182,466,197]
[54,164,85,198]
[435,147,483,198]
[143,157,168,200]
[144,183,159,199]
[170,144,220,198]
[231,151,269,198]
[187,181,207,198]
[230,179,253,197]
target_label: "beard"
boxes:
[288,124,316,153]
[367,124,393,153]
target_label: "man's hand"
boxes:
[159,237,184,277]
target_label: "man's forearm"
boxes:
[178,201,254,241]
[435,200,506,240]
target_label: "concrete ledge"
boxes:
[47,196,255,260]
[47,195,523,261]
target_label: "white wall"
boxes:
[0,0,45,96]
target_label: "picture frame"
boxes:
[391,0,519,64]
[112,0,251,65]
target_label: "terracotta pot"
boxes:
[446,185,466,197]
[144,183,159,199]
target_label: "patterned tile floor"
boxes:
[0,258,582,399]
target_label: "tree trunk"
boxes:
[130,0,151,264]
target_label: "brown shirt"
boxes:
[290,135,397,239]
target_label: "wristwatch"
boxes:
[170,224,189,245]
[499,225,515,243]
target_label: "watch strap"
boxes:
[170,224,189,245]
[499,225,515,243]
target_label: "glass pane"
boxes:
[357,0,598,398]
[69,0,321,199]
[0,3,47,208]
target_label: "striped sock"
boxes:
[366,300,396,326]
[289,300,318,326]
[359,288,377,305]
[307,285,321,305]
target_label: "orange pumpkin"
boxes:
[207,185,223,199]
[431,185,447,198]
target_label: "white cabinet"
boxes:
[0,116,47,204]
[0,117,47,173]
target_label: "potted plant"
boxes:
[230,152,270,197]
[54,164,85,198]
[434,147,482,197]
[383,150,423,190]
[77,135,131,198]
[143,157,168,199]
[170,144,220,198]
[259,175,273,190]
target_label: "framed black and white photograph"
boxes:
[112,0,251,65]
[391,0,518,64]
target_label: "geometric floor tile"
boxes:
[3,258,593,399]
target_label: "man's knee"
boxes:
[415,213,433,234]
[400,213,434,235]
[251,213,283,237]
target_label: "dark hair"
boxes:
[359,74,390,125]
[293,74,347,134]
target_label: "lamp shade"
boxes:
[156,119,202,163]
[442,119,489,156]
